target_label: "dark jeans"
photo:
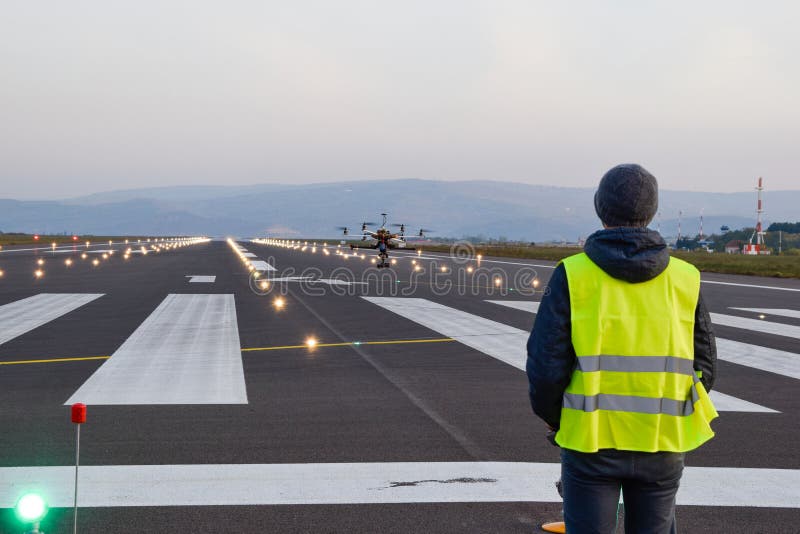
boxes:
[561,448,685,534]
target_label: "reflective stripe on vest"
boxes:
[556,252,718,453]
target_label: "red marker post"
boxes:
[71,403,86,534]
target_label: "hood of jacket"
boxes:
[583,227,669,283]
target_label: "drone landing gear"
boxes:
[376,252,390,269]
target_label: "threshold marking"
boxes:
[1,462,797,508]
[710,312,800,340]
[365,298,775,412]
[700,280,800,292]
[0,293,104,346]
[489,299,800,381]
[730,308,800,320]
[66,294,246,405]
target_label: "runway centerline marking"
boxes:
[186,275,216,283]
[1,462,797,508]
[65,294,247,405]
[0,293,105,346]
[250,260,276,272]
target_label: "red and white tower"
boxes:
[744,177,768,254]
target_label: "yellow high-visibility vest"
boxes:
[556,252,718,453]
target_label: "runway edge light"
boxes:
[15,492,47,527]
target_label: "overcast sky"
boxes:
[1,1,798,199]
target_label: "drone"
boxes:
[338,213,431,268]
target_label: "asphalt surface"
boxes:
[0,239,798,533]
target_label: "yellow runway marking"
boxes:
[0,355,110,366]
[1,338,455,365]
[241,338,454,352]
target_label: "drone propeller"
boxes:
[391,223,406,234]
[336,226,349,236]
[418,228,434,237]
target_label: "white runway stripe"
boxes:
[243,252,258,258]
[250,260,276,271]
[363,297,528,370]
[0,293,104,346]
[701,280,800,292]
[708,391,778,413]
[186,275,216,283]
[1,462,797,508]
[716,338,800,380]
[365,298,774,412]
[731,308,800,320]
[489,299,800,381]
[487,299,539,314]
[66,294,246,405]
[710,312,800,340]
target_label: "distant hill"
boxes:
[2,179,798,241]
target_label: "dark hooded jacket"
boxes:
[526,228,717,430]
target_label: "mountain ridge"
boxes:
[2,180,797,241]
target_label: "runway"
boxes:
[0,239,798,533]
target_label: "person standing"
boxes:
[527,164,718,533]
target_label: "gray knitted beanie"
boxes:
[594,164,658,227]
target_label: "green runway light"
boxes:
[15,493,47,523]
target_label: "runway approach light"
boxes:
[306,337,317,348]
[273,297,285,310]
[34,269,44,278]
[92,259,100,266]
[15,492,47,524]
[37,258,44,266]
[759,314,766,320]
[467,266,473,273]
[65,258,73,266]
[532,279,540,288]
[0,269,4,277]
[494,277,502,287]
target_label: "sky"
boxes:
[1,1,798,199]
